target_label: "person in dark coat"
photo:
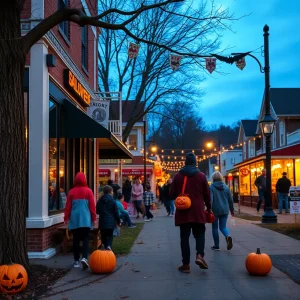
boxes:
[96,185,121,250]
[276,172,291,214]
[163,179,173,216]
[254,169,266,212]
[170,153,211,273]
[122,179,132,203]
[108,179,121,199]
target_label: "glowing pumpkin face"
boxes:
[0,264,28,295]
[175,195,191,210]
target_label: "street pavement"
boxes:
[237,204,300,224]
[41,207,300,300]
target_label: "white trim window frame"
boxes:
[279,121,285,146]
[272,125,276,149]
[248,140,255,158]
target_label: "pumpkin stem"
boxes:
[256,248,261,254]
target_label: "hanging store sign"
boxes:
[88,98,110,128]
[122,169,153,176]
[63,69,91,107]
[98,169,111,176]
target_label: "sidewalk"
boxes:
[236,204,300,223]
[42,207,300,300]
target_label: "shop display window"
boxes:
[239,167,250,195]
[296,159,300,186]
[271,159,294,192]
[250,161,264,196]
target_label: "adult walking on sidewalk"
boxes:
[254,169,266,212]
[163,179,174,216]
[131,178,145,219]
[276,172,291,214]
[64,172,96,269]
[210,172,234,251]
[171,153,211,273]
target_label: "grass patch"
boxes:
[235,212,262,221]
[257,223,300,241]
[113,223,144,256]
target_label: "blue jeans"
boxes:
[120,212,133,226]
[212,214,230,247]
[278,193,289,213]
[257,189,265,212]
[169,200,175,214]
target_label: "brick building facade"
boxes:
[22,0,131,258]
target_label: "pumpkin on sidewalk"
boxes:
[0,263,28,295]
[89,250,117,274]
[245,248,272,276]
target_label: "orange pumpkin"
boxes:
[175,195,191,210]
[89,250,117,274]
[0,264,28,295]
[245,248,272,276]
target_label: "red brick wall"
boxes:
[21,0,31,18]
[45,0,97,90]
[27,223,63,252]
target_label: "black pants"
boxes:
[180,223,206,265]
[100,228,114,249]
[134,200,144,216]
[72,227,90,261]
[145,205,154,219]
[164,200,170,214]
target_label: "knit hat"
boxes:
[185,152,197,166]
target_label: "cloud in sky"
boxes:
[198,0,300,127]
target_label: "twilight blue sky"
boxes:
[199,0,300,128]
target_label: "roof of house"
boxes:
[241,120,258,137]
[270,88,300,115]
[109,101,145,122]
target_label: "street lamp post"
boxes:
[259,25,277,224]
[226,25,277,223]
[143,119,157,188]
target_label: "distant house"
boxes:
[234,88,300,208]
[99,101,156,191]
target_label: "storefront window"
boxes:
[59,138,66,209]
[250,161,264,196]
[49,100,58,211]
[239,167,250,195]
[271,159,294,192]
[295,159,300,186]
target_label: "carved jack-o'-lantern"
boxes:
[175,195,191,210]
[0,264,28,295]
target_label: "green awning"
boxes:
[51,99,132,159]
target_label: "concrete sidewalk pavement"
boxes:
[236,204,300,223]
[43,208,300,300]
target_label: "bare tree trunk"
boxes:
[0,2,30,271]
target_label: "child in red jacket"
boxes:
[64,172,96,269]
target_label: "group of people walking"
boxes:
[64,152,235,273]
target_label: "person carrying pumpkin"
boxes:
[170,153,211,273]
[64,172,96,269]
[210,171,234,251]
[96,185,122,251]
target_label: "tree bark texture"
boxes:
[0,2,30,270]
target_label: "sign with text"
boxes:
[88,98,110,128]
[290,201,300,214]
[290,186,300,201]
[63,69,91,107]
[122,169,153,176]
[99,159,132,164]
[98,169,111,176]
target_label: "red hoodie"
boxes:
[64,172,96,226]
